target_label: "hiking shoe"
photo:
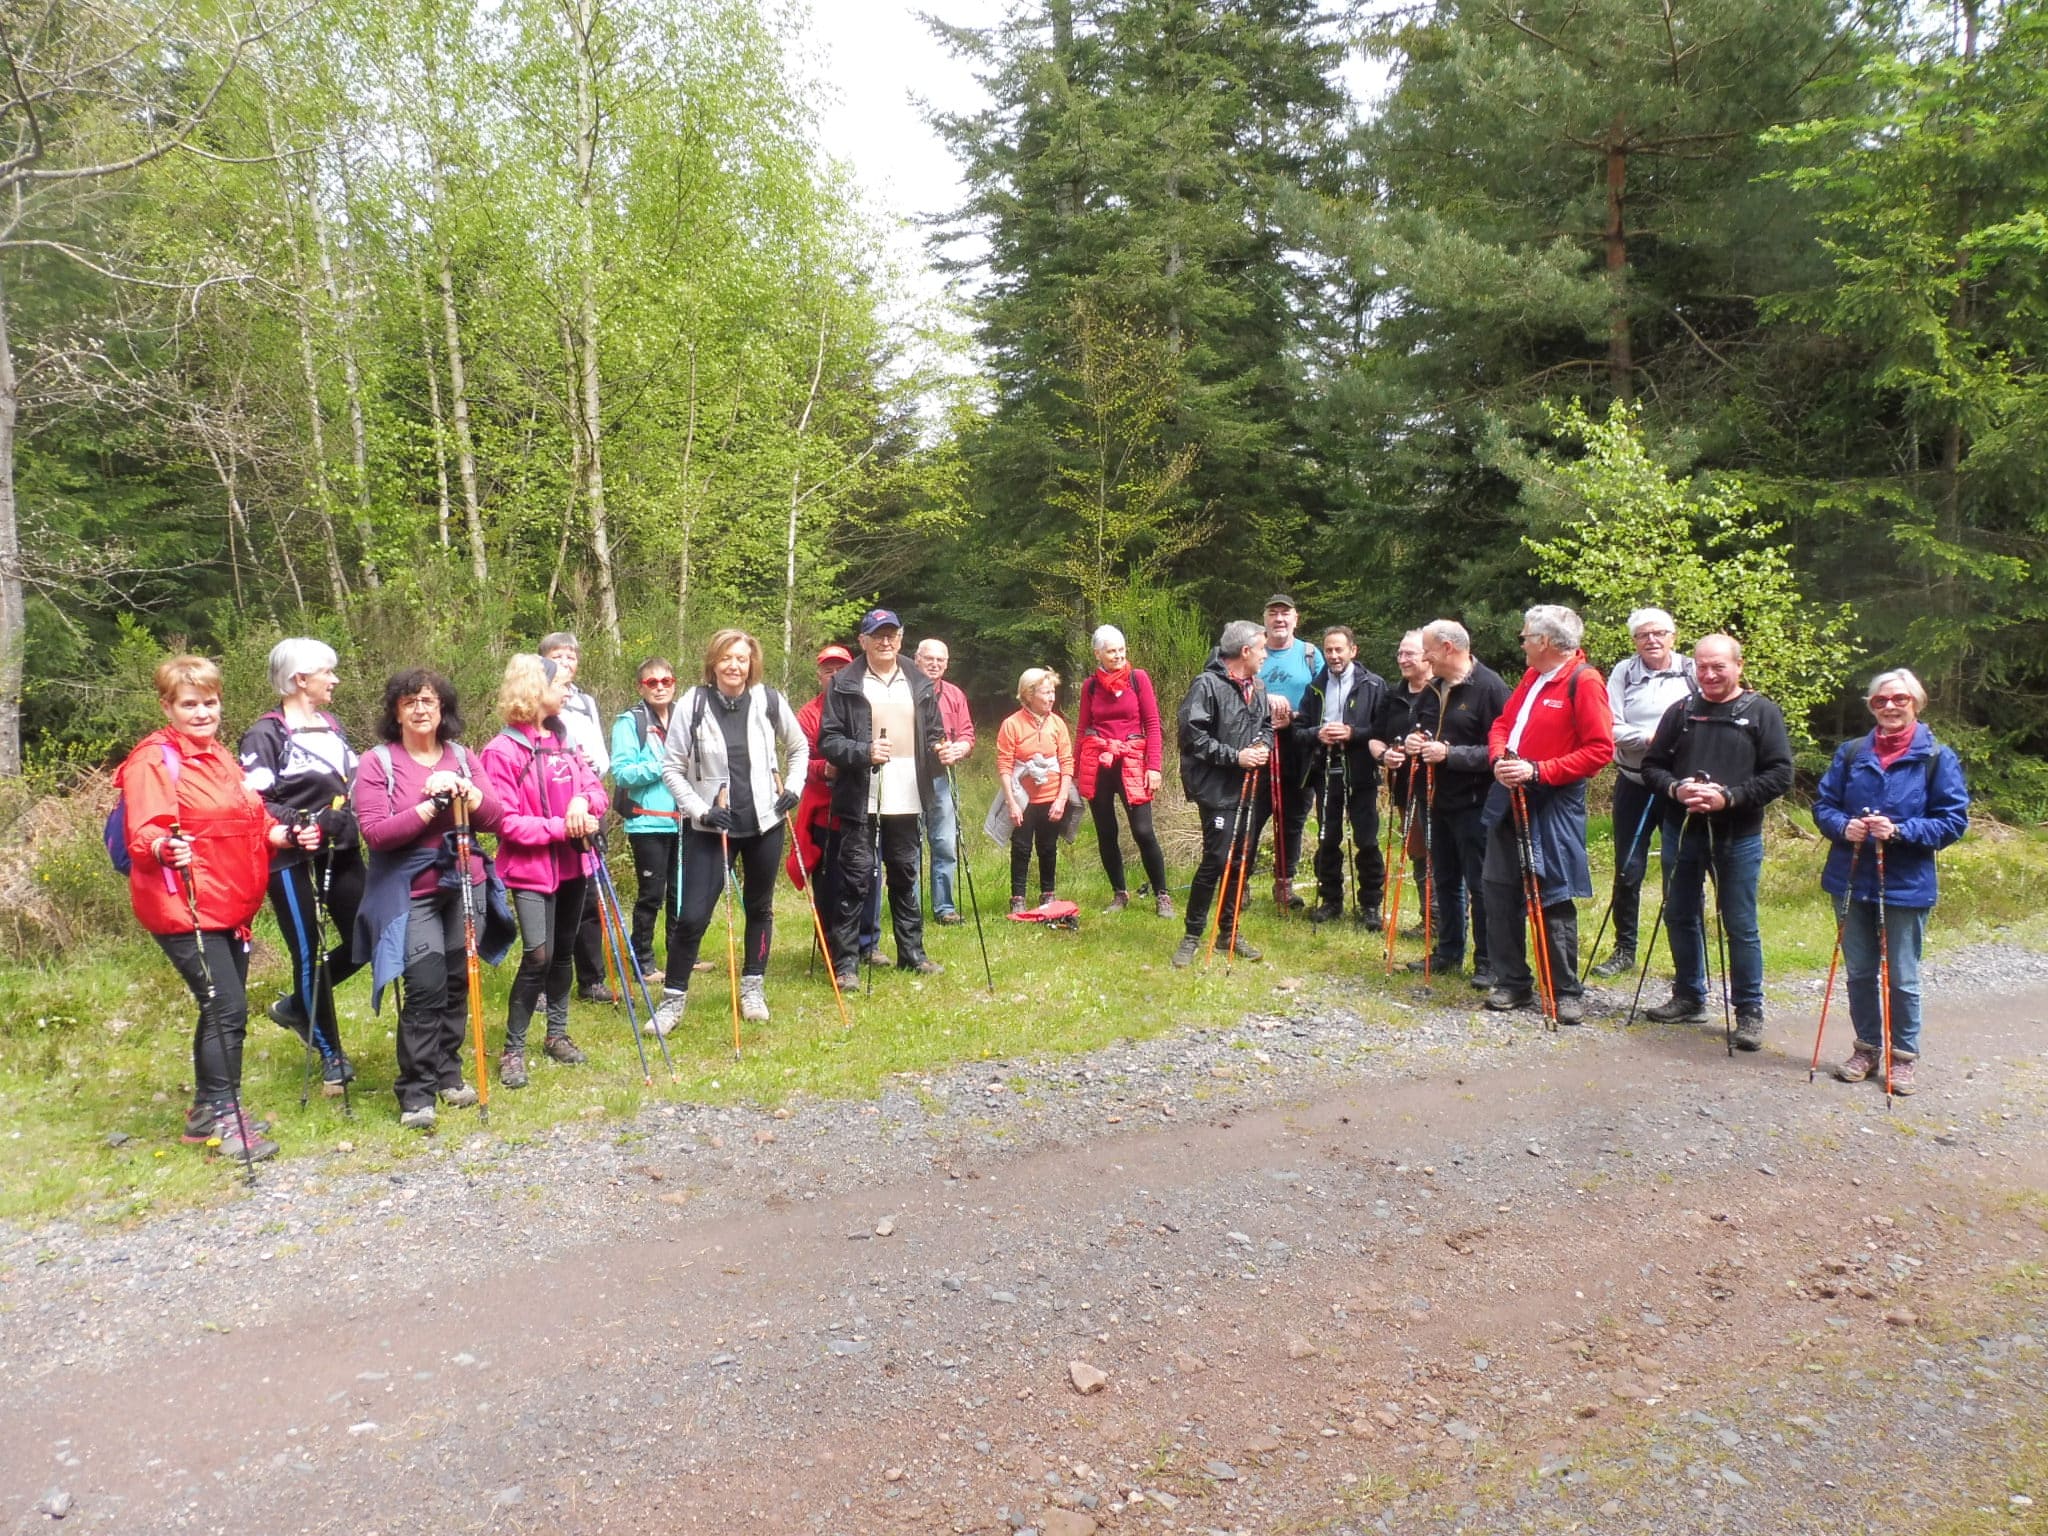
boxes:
[543,1034,586,1065]
[739,974,770,1022]
[1171,936,1201,969]
[639,966,666,988]
[1155,893,1175,919]
[934,911,965,925]
[1644,993,1708,1024]
[1835,1044,1879,1083]
[182,1102,270,1141]
[1307,903,1345,925]
[1588,950,1637,980]
[833,964,861,992]
[320,1053,354,1096]
[208,1108,278,1163]
[1485,986,1534,1012]
[268,993,312,1045]
[1468,970,1494,991]
[1733,1008,1765,1052]
[1273,880,1304,910]
[648,993,684,1039]
[1552,993,1584,1025]
[439,1084,478,1108]
[1009,896,1028,916]
[1104,891,1131,914]
[898,955,944,977]
[500,1049,529,1089]
[860,946,890,967]
[579,984,617,1005]
[1355,909,1383,931]
[399,1104,437,1132]
[1228,934,1262,962]
[1887,1058,1918,1095]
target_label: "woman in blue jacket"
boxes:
[1812,668,1970,1095]
[611,656,687,987]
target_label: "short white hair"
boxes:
[1422,619,1469,652]
[1524,604,1584,653]
[1092,624,1126,652]
[268,637,337,697]
[1627,607,1676,637]
[1867,668,1928,710]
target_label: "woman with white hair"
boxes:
[1813,668,1970,1095]
[239,636,363,1094]
[996,667,1074,913]
[1076,625,1172,916]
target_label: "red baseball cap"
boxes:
[816,644,853,665]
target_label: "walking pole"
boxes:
[717,785,743,1061]
[1583,794,1659,983]
[1626,809,1693,1027]
[1204,770,1256,966]
[1807,841,1864,1082]
[1875,829,1894,1107]
[304,808,352,1116]
[1385,757,1419,973]
[1270,734,1289,911]
[452,796,491,1124]
[946,765,995,996]
[1420,757,1437,979]
[1704,818,1734,1057]
[171,821,255,1185]
[588,847,654,1086]
[1378,758,1399,934]
[1509,780,1558,1029]
[793,845,853,1028]
[1223,780,1259,975]
[593,847,670,1079]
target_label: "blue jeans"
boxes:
[1836,894,1928,1059]
[1663,821,1764,1011]
[924,775,959,917]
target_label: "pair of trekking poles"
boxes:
[1616,788,1737,1055]
[1381,747,1435,976]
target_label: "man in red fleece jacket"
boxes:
[1484,604,1615,1023]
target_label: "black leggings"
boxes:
[1087,779,1168,896]
[267,850,365,1057]
[506,874,585,1048]
[671,825,784,980]
[1010,799,1060,900]
[395,891,471,1111]
[155,930,252,1110]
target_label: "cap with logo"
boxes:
[816,643,854,665]
[858,608,903,635]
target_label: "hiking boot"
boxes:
[1552,993,1584,1025]
[1009,896,1028,916]
[579,984,617,1005]
[648,992,684,1039]
[440,1084,479,1108]
[208,1107,278,1163]
[1355,909,1383,931]
[833,963,861,992]
[639,966,665,989]
[1171,936,1201,969]
[320,1053,354,1096]
[1468,969,1494,991]
[1155,892,1175,919]
[1104,891,1131,914]
[1485,986,1534,1012]
[268,993,312,1046]
[183,1102,270,1141]
[1228,934,1262,962]
[898,955,944,977]
[500,1049,529,1089]
[1834,1044,1879,1083]
[1644,992,1708,1024]
[860,946,890,967]
[1588,949,1637,980]
[1307,903,1345,925]
[1273,879,1304,910]
[934,911,965,926]
[399,1104,437,1132]
[1887,1058,1918,1095]
[543,1034,586,1065]
[739,974,770,1023]
[1733,1007,1766,1052]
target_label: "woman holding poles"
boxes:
[239,637,364,1093]
[659,629,809,1025]
[1813,669,1969,1095]
[997,667,1075,914]
[119,655,299,1163]
[353,670,505,1130]
[611,656,688,987]
[1077,626,1172,918]
[479,654,608,1088]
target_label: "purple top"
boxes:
[355,741,504,897]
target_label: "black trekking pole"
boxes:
[1583,793,1659,983]
[946,765,994,995]
[1222,762,1263,975]
[170,821,255,1186]
[867,729,887,996]
[301,808,353,1117]
[582,838,655,1085]
[595,842,671,1078]
[1626,808,1694,1028]
[1704,818,1734,1057]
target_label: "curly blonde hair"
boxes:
[497,654,556,725]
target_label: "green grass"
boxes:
[2,807,2044,1226]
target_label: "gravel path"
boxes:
[5,942,2047,1534]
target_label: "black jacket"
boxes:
[1176,654,1271,807]
[237,709,360,869]
[1295,663,1388,783]
[1411,660,1512,814]
[1370,681,1433,809]
[1639,689,1795,839]
[817,657,945,822]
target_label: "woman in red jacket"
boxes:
[118,656,303,1162]
[1077,624,1171,917]
[996,667,1074,913]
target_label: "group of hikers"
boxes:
[114,597,1972,1166]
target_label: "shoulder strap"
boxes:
[370,742,397,816]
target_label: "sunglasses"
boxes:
[640,676,676,688]
[1869,693,1914,708]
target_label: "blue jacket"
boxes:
[1813,724,1969,908]
[610,703,682,835]
[1479,778,1595,901]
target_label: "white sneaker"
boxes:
[648,993,684,1039]
[739,974,770,1023]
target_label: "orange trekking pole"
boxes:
[1509,780,1558,1028]
[1204,770,1256,966]
[1807,840,1864,1082]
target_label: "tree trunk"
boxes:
[414,261,454,551]
[569,0,621,647]
[307,150,377,588]
[1604,116,1633,403]
[674,342,699,656]
[436,245,488,581]
[0,270,24,776]
[781,310,830,688]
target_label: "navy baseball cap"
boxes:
[859,608,902,635]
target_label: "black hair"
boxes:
[377,668,464,744]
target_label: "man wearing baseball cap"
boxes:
[790,644,855,932]
[818,609,948,987]
[1247,594,1322,909]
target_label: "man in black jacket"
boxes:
[1173,620,1272,969]
[1637,634,1794,1049]
[1405,620,1512,984]
[817,609,947,989]
[1369,630,1433,924]
[1296,625,1388,927]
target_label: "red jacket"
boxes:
[118,726,275,935]
[1487,652,1615,787]
[787,692,838,887]
[1075,667,1162,801]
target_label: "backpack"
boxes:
[105,741,181,875]
[366,741,474,816]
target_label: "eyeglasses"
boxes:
[640,676,675,688]
[400,695,440,711]
[1869,693,1915,709]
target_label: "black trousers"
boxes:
[1247,764,1313,888]
[1312,756,1385,914]
[394,891,471,1111]
[627,829,687,970]
[507,874,585,1048]
[1426,802,1491,973]
[1482,813,1583,999]
[571,833,609,989]
[1183,797,1250,943]
[1605,774,1661,957]
[671,825,784,980]
[830,813,925,966]
[1010,800,1060,899]
[155,930,251,1110]
[266,850,366,1058]
[1087,780,1169,896]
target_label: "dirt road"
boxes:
[6,961,2047,1535]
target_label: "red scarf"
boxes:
[1874,724,1915,769]
[1094,663,1132,696]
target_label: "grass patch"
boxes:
[1,807,2043,1226]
